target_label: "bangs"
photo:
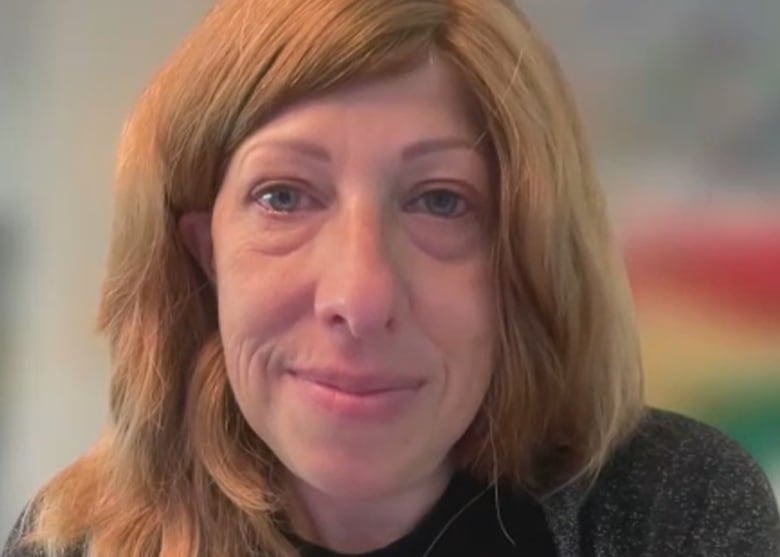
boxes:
[162,0,449,214]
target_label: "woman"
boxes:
[4,0,778,556]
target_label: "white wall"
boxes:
[0,1,212,541]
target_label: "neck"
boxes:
[287,464,454,554]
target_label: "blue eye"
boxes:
[253,184,310,213]
[408,189,468,218]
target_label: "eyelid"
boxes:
[414,176,478,193]
[250,177,308,193]
[410,179,478,205]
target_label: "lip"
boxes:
[287,369,423,394]
[285,368,423,420]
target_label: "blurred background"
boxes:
[1,0,778,542]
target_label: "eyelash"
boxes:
[251,182,321,214]
[404,189,470,218]
[251,182,472,219]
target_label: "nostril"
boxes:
[322,305,396,339]
[328,313,348,327]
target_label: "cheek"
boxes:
[212,237,307,402]
[415,259,494,396]
[417,253,493,344]
[214,226,305,327]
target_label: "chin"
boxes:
[288,445,416,501]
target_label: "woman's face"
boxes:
[189,58,495,499]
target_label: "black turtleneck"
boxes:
[284,473,558,557]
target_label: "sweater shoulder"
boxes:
[2,507,83,557]
[615,407,769,478]
[583,407,780,556]
[2,507,41,557]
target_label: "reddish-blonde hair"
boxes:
[21,1,643,555]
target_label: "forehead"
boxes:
[240,56,483,146]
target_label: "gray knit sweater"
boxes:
[4,408,779,556]
[540,408,779,556]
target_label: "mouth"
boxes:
[287,369,423,395]
[285,368,423,420]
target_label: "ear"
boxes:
[178,211,215,282]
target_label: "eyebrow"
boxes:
[401,137,484,161]
[240,136,483,167]
[242,139,332,163]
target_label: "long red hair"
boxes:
[19,1,643,555]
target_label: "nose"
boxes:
[314,200,405,340]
